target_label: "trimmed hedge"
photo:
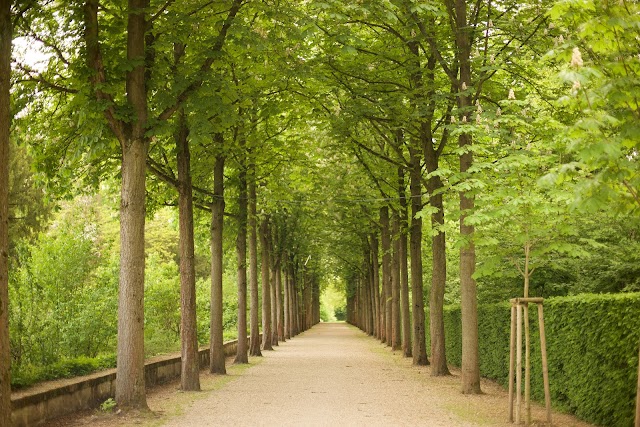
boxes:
[439,293,640,427]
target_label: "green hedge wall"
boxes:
[439,293,640,427]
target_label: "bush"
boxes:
[11,353,117,389]
[439,293,640,427]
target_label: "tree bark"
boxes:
[451,0,481,394]
[370,234,381,340]
[248,178,262,356]
[425,149,450,376]
[391,214,402,351]
[398,169,412,358]
[210,151,226,374]
[409,148,429,365]
[176,110,201,390]
[380,207,392,346]
[234,152,249,364]
[0,0,12,422]
[115,0,150,408]
[284,265,291,339]
[275,259,284,342]
[260,216,273,351]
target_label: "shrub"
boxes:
[439,292,640,427]
[11,353,117,390]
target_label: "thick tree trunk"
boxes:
[115,0,150,408]
[370,234,381,340]
[452,0,481,394]
[176,111,201,390]
[398,169,412,358]
[391,214,402,351]
[248,178,262,356]
[210,152,226,374]
[380,207,392,346]
[0,1,12,422]
[260,217,273,351]
[409,150,429,365]
[459,133,480,393]
[234,157,249,364]
[116,138,148,408]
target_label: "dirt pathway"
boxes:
[52,322,594,427]
[157,323,589,427]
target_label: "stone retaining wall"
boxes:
[10,338,249,426]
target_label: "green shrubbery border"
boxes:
[439,293,640,427]
[11,354,116,389]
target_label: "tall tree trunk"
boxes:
[275,259,284,342]
[398,168,412,358]
[0,0,12,422]
[115,0,150,408]
[367,248,376,335]
[234,153,249,364]
[284,265,291,339]
[409,148,429,366]
[271,271,278,345]
[210,151,226,374]
[452,0,481,394]
[391,214,402,351]
[425,152,450,376]
[260,216,273,351]
[248,178,262,356]
[176,110,201,390]
[380,207,392,346]
[370,234,381,340]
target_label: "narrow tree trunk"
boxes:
[380,207,392,346]
[210,152,226,374]
[398,169,412,358]
[248,178,262,357]
[391,214,402,351]
[176,110,201,389]
[0,1,12,421]
[368,252,376,335]
[409,149,429,365]
[271,271,278,345]
[234,155,249,364]
[284,266,291,339]
[371,234,381,340]
[275,260,284,341]
[115,0,150,408]
[260,217,273,351]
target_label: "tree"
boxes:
[0,0,12,422]
[548,1,639,215]
[260,215,273,351]
[210,150,226,374]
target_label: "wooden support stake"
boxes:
[509,304,517,422]
[537,304,552,425]
[635,340,640,427]
[516,304,523,425]
[524,304,531,426]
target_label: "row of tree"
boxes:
[1,0,639,424]
[0,0,329,417]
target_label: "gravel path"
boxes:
[160,322,590,427]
